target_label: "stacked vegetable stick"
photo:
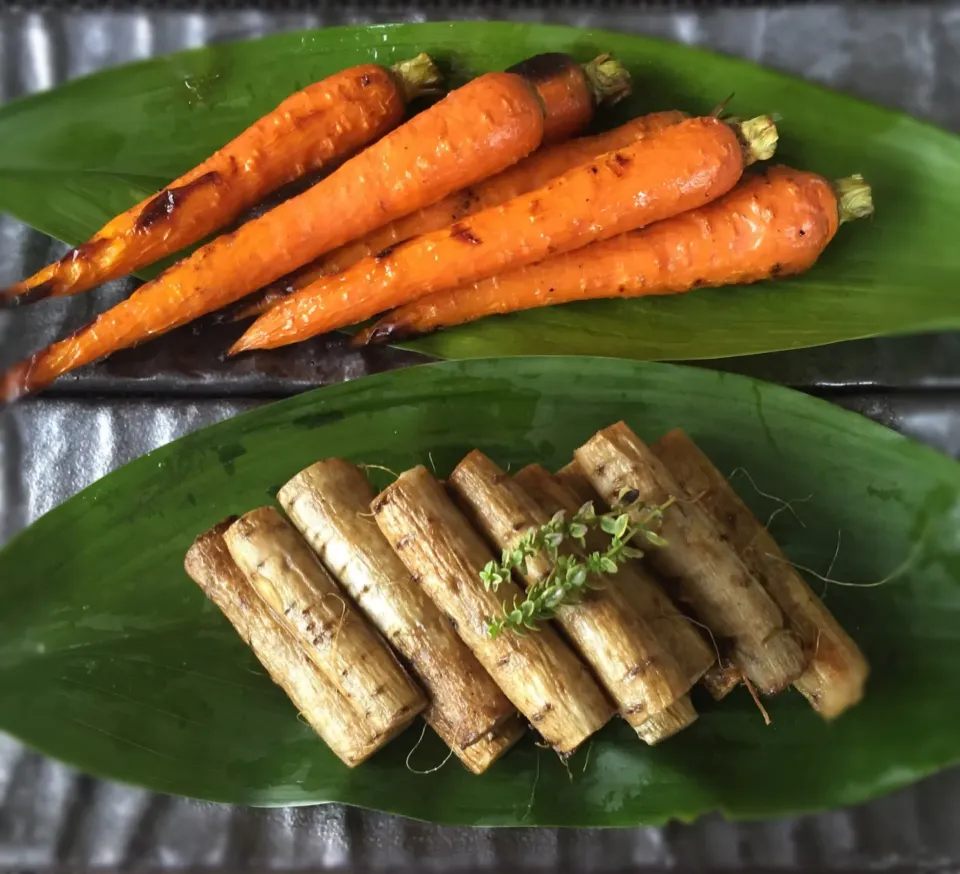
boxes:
[277,459,525,773]
[651,428,869,717]
[448,451,692,741]
[185,422,867,772]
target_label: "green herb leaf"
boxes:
[645,531,669,547]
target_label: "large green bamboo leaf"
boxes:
[0,23,959,359]
[0,357,957,825]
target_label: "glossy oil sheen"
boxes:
[0,23,959,360]
[0,357,958,826]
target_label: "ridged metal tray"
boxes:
[1,4,959,871]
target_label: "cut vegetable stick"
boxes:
[359,167,874,343]
[223,507,425,741]
[574,422,806,696]
[449,451,689,734]
[184,521,385,767]
[701,661,742,701]
[0,56,443,308]
[230,115,777,354]
[2,71,546,401]
[637,695,697,745]
[278,459,524,773]
[372,465,613,755]
[554,461,716,688]
[652,428,869,718]
[513,462,699,744]
[230,108,683,324]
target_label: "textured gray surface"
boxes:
[2,4,960,871]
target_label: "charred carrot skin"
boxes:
[231,116,768,354]
[228,55,642,324]
[508,53,593,147]
[0,72,545,402]
[0,56,442,308]
[359,166,871,343]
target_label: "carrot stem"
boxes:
[834,174,874,223]
[582,54,633,107]
[390,52,444,101]
[733,115,779,165]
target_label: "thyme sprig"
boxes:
[483,489,675,638]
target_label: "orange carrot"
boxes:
[505,52,632,146]
[0,55,443,308]
[1,72,547,402]
[358,167,874,343]
[229,115,778,354]
[228,55,640,324]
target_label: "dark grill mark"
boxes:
[505,52,576,85]
[610,153,631,178]
[135,171,222,232]
[450,222,482,245]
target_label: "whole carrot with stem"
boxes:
[1,71,548,402]
[508,52,633,146]
[228,55,641,323]
[359,167,874,342]
[231,114,778,354]
[0,55,443,308]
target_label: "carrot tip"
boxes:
[1,360,35,405]
[350,326,376,347]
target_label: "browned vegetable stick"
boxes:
[701,661,742,701]
[639,697,698,745]
[224,508,425,740]
[514,463,698,744]
[574,422,806,696]
[448,450,689,733]
[278,459,525,773]
[514,464,711,743]
[555,461,717,688]
[373,465,613,754]
[184,521,387,767]
[652,428,869,718]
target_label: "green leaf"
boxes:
[600,515,620,535]
[599,556,619,574]
[613,514,630,540]
[0,356,959,826]
[0,23,958,359]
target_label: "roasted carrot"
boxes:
[1,72,547,402]
[359,167,874,342]
[230,115,778,354]
[508,52,632,146]
[0,55,443,308]
[228,55,641,324]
